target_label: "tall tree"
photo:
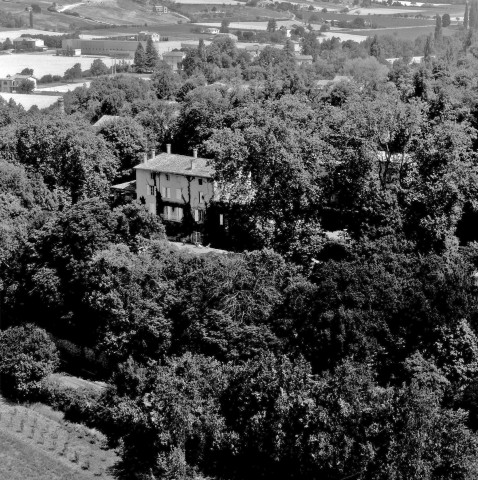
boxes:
[369,34,381,59]
[434,14,443,40]
[145,38,159,70]
[134,42,146,72]
[267,18,277,32]
[424,35,433,61]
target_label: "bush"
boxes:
[0,324,59,399]
[39,378,101,425]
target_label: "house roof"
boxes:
[111,179,136,192]
[162,51,185,58]
[93,115,121,127]
[135,152,215,179]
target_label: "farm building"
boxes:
[13,37,46,52]
[62,39,161,58]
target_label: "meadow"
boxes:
[0,54,119,77]
[0,397,118,479]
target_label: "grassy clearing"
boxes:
[0,397,118,479]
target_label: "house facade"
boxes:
[134,145,217,243]
[0,74,37,93]
[13,37,45,51]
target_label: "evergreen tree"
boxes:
[369,35,381,59]
[3,38,12,50]
[284,39,295,58]
[424,35,433,61]
[434,14,442,40]
[470,0,477,29]
[134,42,146,72]
[198,38,206,61]
[145,38,159,70]
[29,10,33,28]
[464,2,469,29]
[267,18,277,32]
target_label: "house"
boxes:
[134,145,218,244]
[206,27,220,35]
[0,74,37,93]
[162,51,185,71]
[293,54,313,66]
[13,37,45,51]
[153,4,168,14]
[111,179,136,203]
[315,75,351,89]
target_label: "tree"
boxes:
[369,34,381,59]
[16,78,35,93]
[96,116,147,173]
[29,9,33,28]
[150,62,181,100]
[424,34,433,61]
[0,324,59,399]
[470,0,477,29]
[442,12,451,27]
[145,38,159,70]
[63,62,82,81]
[3,37,12,50]
[90,58,109,77]
[434,14,443,40]
[220,18,230,33]
[134,42,146,72]
[20,67,33,75]
[267,18,277,32]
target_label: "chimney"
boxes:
[151,148,156,159]
[143,152,148,164]
[191,149,198,170]
[166,143,171,154]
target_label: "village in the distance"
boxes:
[3,0,478,479]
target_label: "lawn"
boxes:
[0,397,118,479]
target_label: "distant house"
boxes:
[162,50,185,71]
[111,179,136,202]
[152,4,168,14]
[0,74,37,93]
[134,145,218,244]
[316,75,351,89]
[293,54,313,66]
[206,27,220,35]
[13,37,46,51]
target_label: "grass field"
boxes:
[0,53,121,77]
[0,397,118,479]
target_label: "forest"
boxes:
[2,25,478,479]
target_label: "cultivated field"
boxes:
[0,397,118,479]
[0,53,120,77]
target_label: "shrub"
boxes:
[0,324,59,399]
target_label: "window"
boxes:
[176,188,182,200]
[194,209,205,223]
[148,185,155,196]
[165,174,170,181]
[194,209,199,222]
[198,192,205,204]
[177,207,183,221]
[198,179,203,185]
[150,172,155,179]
